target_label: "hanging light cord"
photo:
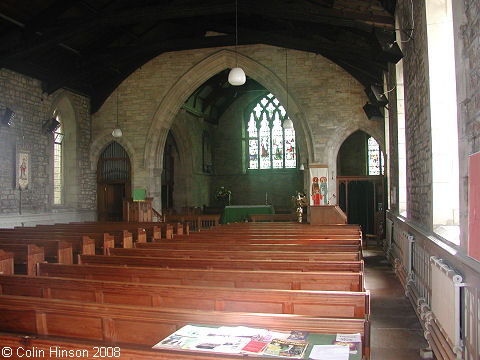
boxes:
[285,48,288,117]
[234,0,239,66]
[116,90,119,127]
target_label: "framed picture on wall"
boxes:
[16,149,30,190]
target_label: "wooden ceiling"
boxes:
[0,0,400,115]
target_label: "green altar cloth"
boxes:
[221,205,274,224]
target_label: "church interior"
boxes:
[0,0,479,359]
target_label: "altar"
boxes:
[221,205,274,224]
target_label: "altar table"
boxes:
[221,205,274,224]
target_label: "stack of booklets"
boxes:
[152,324,360,359]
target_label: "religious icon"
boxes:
[16,150,29,190]
[311,177,320,206]
[319,176,328,205]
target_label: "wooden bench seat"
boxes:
[249,213,297,222]
[0,237,73,264]
[162,236,362,247]
[0,274,370,319]
[108,247,362,261]
[212,224,361,235]
[31,227,133,249]
[38,263,365,291]
[175,232,362,240]
[0,244,44,275]
[166,214,221,231]
[72,221,163,241]
[47,224,146,244]
[136,241,361,253]
[0,250,14,275]
[79,254,364,272]
[0,228,114,255]
[0,232,96,259]
[0,294,370,357]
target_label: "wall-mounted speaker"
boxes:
[374,28,404,64]
[2,107,14,126]
[363,103,383,120]
[42,117,60,133]
[365,85,388,107]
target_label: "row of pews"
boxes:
[0,220,369,359]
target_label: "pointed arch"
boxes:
[144,49,314,171]
[326,123,384,181]
[89,130,137,175]
[48,92,78,208]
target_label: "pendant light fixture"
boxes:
[283,48,293,129]
[228,0,246,86]
[112,90,123,138]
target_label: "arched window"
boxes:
[247,93,296,170]
[367,136,384,175]
[53,113,64,205]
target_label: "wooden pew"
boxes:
[0,232,95,259]
[0,238,73,265]
[0,228,114,255]
[160,236,362,246]
[0,250,14,275]
[0,294,370,358]
[166,214,221,231]
[69,221,162,242]
[32,226,133,249]
[0,244,44,275]
[0,274,370,319]
[211,223,362,235]
[108,247,362,261]
[38,263,365,291]
[79,254,364,272]
[249,213,297,222]
[135,241,361,253]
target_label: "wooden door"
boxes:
[97,142,131,221]
[101,184,125,221]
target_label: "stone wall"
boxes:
[396,0,433,230]
[387,62,399,213]
[457,0,480,248]
[212,92,304,211]
[0,68,95,226]
[91,44,383,211]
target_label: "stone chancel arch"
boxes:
[144,48,314,172]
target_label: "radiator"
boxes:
[392,230,414,290]
[385,218,393,254]
[429,256,465,359]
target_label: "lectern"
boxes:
[310,205,347,225]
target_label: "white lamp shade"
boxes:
[112,127,123,137]
[283,118,293,129]
[228,67,246,86]
[299,163,305,170]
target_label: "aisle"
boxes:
[363,249,430,360]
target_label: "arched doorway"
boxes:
[336,130,385,239]
[97,141,131,221]
[162,133,175,213]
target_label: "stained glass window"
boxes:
[368,136,384,175]
[53,114,64,205]
[247,93,296,170]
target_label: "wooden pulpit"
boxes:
[123,198,153,222]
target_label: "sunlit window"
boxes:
[53,114,64,205]
[247,93,296,170]
[426,0,459,244]
[368,136,384,175]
